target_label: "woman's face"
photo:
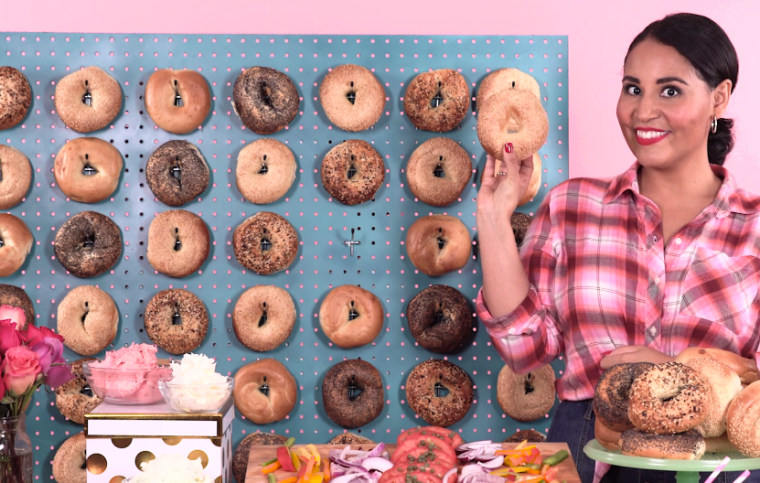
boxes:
[616,38,717,170]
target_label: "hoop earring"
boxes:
[711,115,718,134]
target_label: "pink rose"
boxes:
[21,323,64,347]
[2,345,42,396]
[0,304,26,330]
[32,336,73,388]
[0,318,23,353]
[0,375,5,400]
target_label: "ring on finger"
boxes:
[496,171,507,176]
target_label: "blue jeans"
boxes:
[546,400,757,483]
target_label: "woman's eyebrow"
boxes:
[622,75,689,85]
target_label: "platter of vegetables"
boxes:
[245,426,578,483]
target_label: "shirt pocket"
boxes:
[679,249,760,331]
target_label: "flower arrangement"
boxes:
[0,304,73,418]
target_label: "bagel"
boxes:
[405,359,474,427]
[232,66,299,134]
[0,213,33,277]
[627,362,710,434]
[0,144,32,209]
[405,214,471,276]
[233,358,297,424]
[497,363,556,422]
[319,285,384,348]
[322,359,384,428]
[676,346,760,385]
[404,69,469,132]
[54,66,122,133]
[477,88,549,161]
[319,64,385,131]
[144,68,211,134]
[54,137,123,203]
[0,66,32,129]
[406,137,472,207]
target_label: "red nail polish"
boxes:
[504,143,514,154]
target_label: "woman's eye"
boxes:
[624,84,641,95]
[661,86,680,97]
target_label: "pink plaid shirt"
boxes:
[477,162,760,401]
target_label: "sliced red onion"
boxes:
[476,455,505,469]
[360,456,394,473]
[443,467,458,483]
[459,464,507,483]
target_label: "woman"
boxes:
[476,12,760,483]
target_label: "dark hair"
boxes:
[626,13,739,165]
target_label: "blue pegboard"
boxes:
[0,32,568,480]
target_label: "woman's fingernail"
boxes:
[504,143,514,154]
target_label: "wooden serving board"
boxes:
[245,442,581,482]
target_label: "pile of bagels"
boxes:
[593,347,760,460]
[475,68,549,206]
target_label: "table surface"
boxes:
[245,442,581,482]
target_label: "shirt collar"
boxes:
[603,161,751,217]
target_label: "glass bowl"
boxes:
[82,362,172,405]
[158,377,234,413]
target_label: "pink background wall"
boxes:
[3,0,759,188]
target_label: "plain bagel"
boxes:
[233,358,297,424]
[319,285,384,348]
[477,88,549,161]
[405,214,471,276]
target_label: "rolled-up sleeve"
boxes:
[476,195,564,374]
[477,286,561,373]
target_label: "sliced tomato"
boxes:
[403,470,444,483]
[393,459,452,479]
[377,466,406,483]
[397,427,464,449]
[393,434,456,464]
[392,444,456,469]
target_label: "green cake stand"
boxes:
[584,439,760,483]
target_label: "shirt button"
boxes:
[675,237,682,245]
[652,235,658,244]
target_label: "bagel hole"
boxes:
[173,227,181,251]
[173,79,184,107]
[0,161,4,181]
[81,301,90,324]
[436,227,446,250]
[433,303,446,326]
[433,156,445,178]
[82,231,96,249]
[348,300,360,321]
[347,375,362,401]
[258,302,268,327]
[430,81,444,108]
[172,303,182,326]
[258,154,269,174]
[170,157,182,183]
[507,112,521,134]
[0,235,4,248]
[347,155,357,179]
[260,84,273,106]
[82,87,92,106]
[80,383,94,398]
[259,377,270,397]
[433,381,449,398]
[260,234,272,252]
[524,373,535,395]
[346,82,357,105]
[82,154,98,176]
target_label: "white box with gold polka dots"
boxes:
[84,398,234,482]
